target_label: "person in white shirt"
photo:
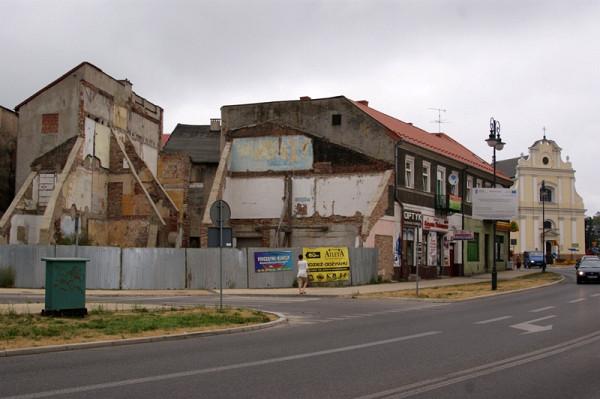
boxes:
[297,254,308,295]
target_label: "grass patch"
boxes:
[0,306,274,350]
[361,272,562,300]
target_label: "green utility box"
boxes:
[41,257,89,316]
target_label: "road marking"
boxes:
[590,293,600,297]
[0,331,441,399]
[569,298,585,303]
[510,315,555,334]
[530,306,555,313]
[474,316,512,325]
[352,329,600,399]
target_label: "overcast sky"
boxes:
[1,0,598,215]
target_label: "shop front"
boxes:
[422,215,449,277]
[401,209,422,279]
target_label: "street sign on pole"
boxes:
[209,200,231,311]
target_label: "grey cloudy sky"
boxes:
[1,0,598,214]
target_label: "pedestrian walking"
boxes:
[297,254,308,295]
[516,255,521,270]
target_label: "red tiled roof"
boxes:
[161,133,170,148]
[352,100,510,180]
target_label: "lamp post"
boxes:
[486,117,505,290]
[541,180,548,272]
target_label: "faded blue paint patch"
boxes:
[230,135,313,172]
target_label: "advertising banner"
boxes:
[254,250,293,272]
[472,188,518,220]
[303,247,350,282]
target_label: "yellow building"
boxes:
[497,137,586,259]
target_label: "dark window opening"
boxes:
[332,114,342,126]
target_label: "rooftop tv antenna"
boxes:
[429,107,447,132]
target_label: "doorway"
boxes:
[484,233,490,272]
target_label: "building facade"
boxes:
[0,62,180,247]
[0,105,18,215]
[498,138,586,259]
[160,121,221,247]
[203,96,511,279]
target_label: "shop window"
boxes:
[467,233,479,261]
[476,179,482,188]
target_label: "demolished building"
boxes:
[202,96,511,279]
[0,62,180,247]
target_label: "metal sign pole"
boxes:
[219,202,223,311]
[416,228,420,297]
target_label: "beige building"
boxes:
[498,137,586,259]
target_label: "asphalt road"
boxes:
[2,267,600,399]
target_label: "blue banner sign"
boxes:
[254,251,293,273]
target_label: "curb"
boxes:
[0,311,287,358]
[353,274,566,303]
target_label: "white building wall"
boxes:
[223,177,284,219]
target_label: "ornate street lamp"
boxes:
[486,117,505,290]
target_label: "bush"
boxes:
[0,267,16,288]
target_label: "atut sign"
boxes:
[403,210,422,226]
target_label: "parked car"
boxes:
[576,259,600,284]
[523,251,545,268]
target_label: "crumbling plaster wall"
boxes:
[0,108,18,213]
[221,97,396,165]
[16,74,80,190]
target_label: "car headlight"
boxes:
[578,271,584,276]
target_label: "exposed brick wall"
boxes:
[375,234,394,280]
[30,136,78,171]
[107,182,123,217]
[41,113,59,134]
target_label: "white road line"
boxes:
[569,298,586,303]
[474,316,512,325]
[591,293,600,297]
[530,306,555,313]
[353,329,600,399]
[0,331,442,399]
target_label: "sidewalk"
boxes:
[0,268,543,303]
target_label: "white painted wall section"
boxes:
[314,174,383,217]
[223,177,284,219]
[292,177,315,217]
[9,214,44,244]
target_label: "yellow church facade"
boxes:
[498,138,586,259]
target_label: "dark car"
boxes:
[576,255,600,268]
[576,259,600,284]
[524,251,545,268]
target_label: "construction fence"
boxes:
[0,245,378,290]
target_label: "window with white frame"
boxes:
[466,175,473,202]
[449,171,459,195]
[422,161,431,192]
[405,156,414,188]
[436,166,446,195]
